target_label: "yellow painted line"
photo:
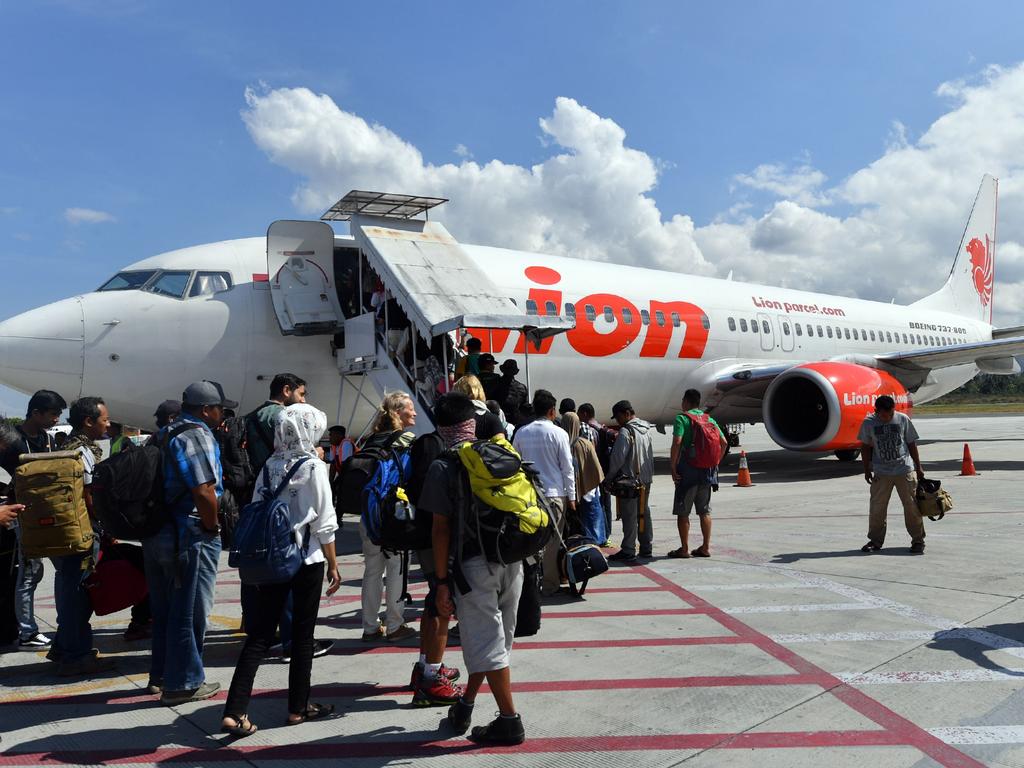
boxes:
[0,673,147,703]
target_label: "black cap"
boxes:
[154,399,181,419]
[182,380,239,409]
[479,353,497,368]
[434,392,477,426]
[611,399,634,417]
[500,359,519,375]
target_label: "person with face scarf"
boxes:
[559,412,606,544]
[221,404,341,737]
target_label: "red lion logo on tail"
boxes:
[966,235,994,307]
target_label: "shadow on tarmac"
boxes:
[928,623,1024,677]
[770,548,920,564]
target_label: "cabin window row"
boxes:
[725,317,961,348]
[524,300,710,330]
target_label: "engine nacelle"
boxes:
[763,362,911,451]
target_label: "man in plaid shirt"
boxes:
[144,381,236,706]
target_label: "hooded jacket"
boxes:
[561,412,605,501]
[607,417,655,486]
[253,403,338,565]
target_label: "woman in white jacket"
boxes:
[221,404,341,736]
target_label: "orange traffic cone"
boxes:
[734,450,754,487]
[959,443,978,476]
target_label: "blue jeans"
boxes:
[142,523,177,683]
[15,525,43,640]
[163,517,221,692]
[49,541,98,662]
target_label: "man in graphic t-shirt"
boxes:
[857,395,926,555]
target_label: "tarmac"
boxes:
[2,414,1023,767]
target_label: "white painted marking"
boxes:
[694,583,818,592]
[725,602,872,615]
[930,726,1024,745]
[771,631,935,644]
[839,669,1024,684]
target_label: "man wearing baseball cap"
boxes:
[154,399,181,430]
[147,380,237,706]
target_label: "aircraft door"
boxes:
[756,313,775,352]
[267,220,344,335]
[778,315,795,352]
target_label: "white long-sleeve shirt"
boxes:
[513,418,576,499]
[252,457,338,565]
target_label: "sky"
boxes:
[3,1,1024,416]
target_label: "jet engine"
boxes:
[763,362,911,451]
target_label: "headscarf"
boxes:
[560,411,604,501]
[270,403,327,471]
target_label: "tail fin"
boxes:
[912,174,997,324]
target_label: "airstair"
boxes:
[266,192,574,438]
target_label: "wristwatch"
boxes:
[202,523,222,535]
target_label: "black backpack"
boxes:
[91,423,199,540]
[335,431,403,516]
[219,415,254,494]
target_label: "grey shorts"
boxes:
[453,556,523,674]
[673,483,712,517]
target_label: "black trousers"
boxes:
[224,562,325,717]
[0,527,18,645]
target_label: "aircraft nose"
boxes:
[0,297,85,401]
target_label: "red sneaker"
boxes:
[412,674,465,707]
[409,662,462,690]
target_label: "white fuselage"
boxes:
[0,235,988,431]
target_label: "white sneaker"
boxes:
[19,633,51,648]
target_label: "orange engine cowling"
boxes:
[763,362,912,451]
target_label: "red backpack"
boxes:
[684,412,723,469]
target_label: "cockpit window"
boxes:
[145,271,192,299]
[98,270,157,292]
[189,272,232,297]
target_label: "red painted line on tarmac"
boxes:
[635,564,987,768]
[8,671,816,709]
[0,729,910,764]
[329,634,748,655]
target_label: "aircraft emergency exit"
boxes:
[0,178,1021,458]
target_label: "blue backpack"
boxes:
[361,446,413,549]
[229,457,312,586]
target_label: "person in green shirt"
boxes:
[668,389,727,558]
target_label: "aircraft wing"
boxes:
[876,335,1024,374]
[993,325,1024,340]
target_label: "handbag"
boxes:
[514,556,542,637]
[915,478,953,521]
[606,426,642,499]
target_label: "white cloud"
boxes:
[64,207,116,224]
[453,143,472,159]
[242,88,710,274]
[242,65,1024,327]
[733,161,829,207]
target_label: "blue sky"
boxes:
[3,1,1024,416]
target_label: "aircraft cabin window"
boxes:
[525,299,538,315]
[795,323,803,336]
[655,310,666,326]
[844,328,850,340]
[827,327,833,339]
[885,331,892,343]
[145,271,192,299]
[701,315,710,330]
[189,271,232,298]
[762,320,770,334]
[640,309,651,325]
[602,306,614,323]
[544,300,558,315]
[903,333,909,344]
[869,330,876,341]
[752,320,759,334]
[671,312,681,328]
[98,270,158,292]
[782,322,790,336]
[739,318,748,332]
[564,304,576,320]
[852,329,859,340]
[622,308,634,325]
[728,317,736,332]
[816,325,824,337]
[585,304,597,321]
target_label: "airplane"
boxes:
[0,177,1022,461]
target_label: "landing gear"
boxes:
[834,449,860,462]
